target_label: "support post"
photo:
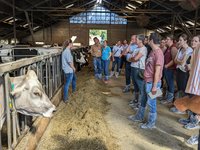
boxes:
[13,0,16,46]
[24,11,35,45]
[5,73,12,150]
[193,9,198,36]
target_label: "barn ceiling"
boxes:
[0,0,199,39]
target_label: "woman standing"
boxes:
[171,34,193,114]
[174,35,200,146]
[110,41,123,78]
[102,40,112,83]
[161,35,178,104]
[62,39,76,103]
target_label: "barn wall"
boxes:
[22,20,152,46]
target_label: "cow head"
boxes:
[10,70,56,117]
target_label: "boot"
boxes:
[115,72,119,78]
[110,71,114,77]
[161,92,174,104]
[129,92,139,105]
[140,112,157,129]
[128,106,145,122]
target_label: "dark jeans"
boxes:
[120,55,126,69]
[112,57,121,72]
[164,68,175,94]
[64,72,76,101]
[176,68,189,92]
[93,57,102,78]
[125,61,131,86]
[102,59,110,80]
[131,67,144,101]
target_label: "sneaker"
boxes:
[128,115,143,122]
[178,118,190,125]
[129,102,138,107]
[123,86,130,93]
[129,98,138,104]
[115,72,119,78]
[187,135,199,145]
[110,71,114,77]
[184,123,200,130]
[160,100,173,105]
[140,123,156,129]
[170,107,186,114]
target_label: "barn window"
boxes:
[70,6,127,25]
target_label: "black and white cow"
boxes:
[72,47,89,72]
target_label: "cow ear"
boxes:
[27,70,38,79]
[10,90,21,99]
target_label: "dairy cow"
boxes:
[10,70,56,117]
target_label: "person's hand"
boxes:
[151,86,157,95]
[164,65,168,69]
[73,68,76,72]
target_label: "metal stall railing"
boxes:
[0,51,63,150]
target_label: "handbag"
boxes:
[138,60,144,79]
[111,47,120,61]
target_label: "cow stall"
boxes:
[0,46,89,149]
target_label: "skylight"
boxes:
[70,6,127,25]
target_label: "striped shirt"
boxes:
[185,48,200,95]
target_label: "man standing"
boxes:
[90,37,102,79]
[125,35,139,102]
[128,33,164,129]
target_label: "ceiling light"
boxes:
[165,26,171,30]
[135,1,143,4]
[182,23,190,27]
[33,26,40,31]
[3,17,13,22]
[186,21,195,26]
[8,18,18,23]
[65,4,74,9]
[96,0,102,4]
[126,6,134,11]
[23,23,29,28]
[128,3,137,9]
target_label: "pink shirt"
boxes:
[144,48,164,82]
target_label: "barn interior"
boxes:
[0,0,200,150]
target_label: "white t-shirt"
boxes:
[130,46,147,69]
[176,47,193,72]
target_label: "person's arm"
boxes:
[88,46,93,54]
[151,65,161,95]
[130,52,143,62]
[165,47,177,68]
[69,62,76,72]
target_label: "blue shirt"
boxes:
[102,46,111,60]
[62,48,74,74]
[126,44,138,61]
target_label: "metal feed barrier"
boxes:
[0,51,63,150]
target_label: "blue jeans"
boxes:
[131,67,144,102]
[146,82,161,113]
[164,68,175,94]
[111,57,121,73]
[93,57,102,78]
[102,59,110,80]
[64,72,76,101]
[125,61,131,86]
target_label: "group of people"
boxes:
[89,32,200,146]
[61,32,200,147]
